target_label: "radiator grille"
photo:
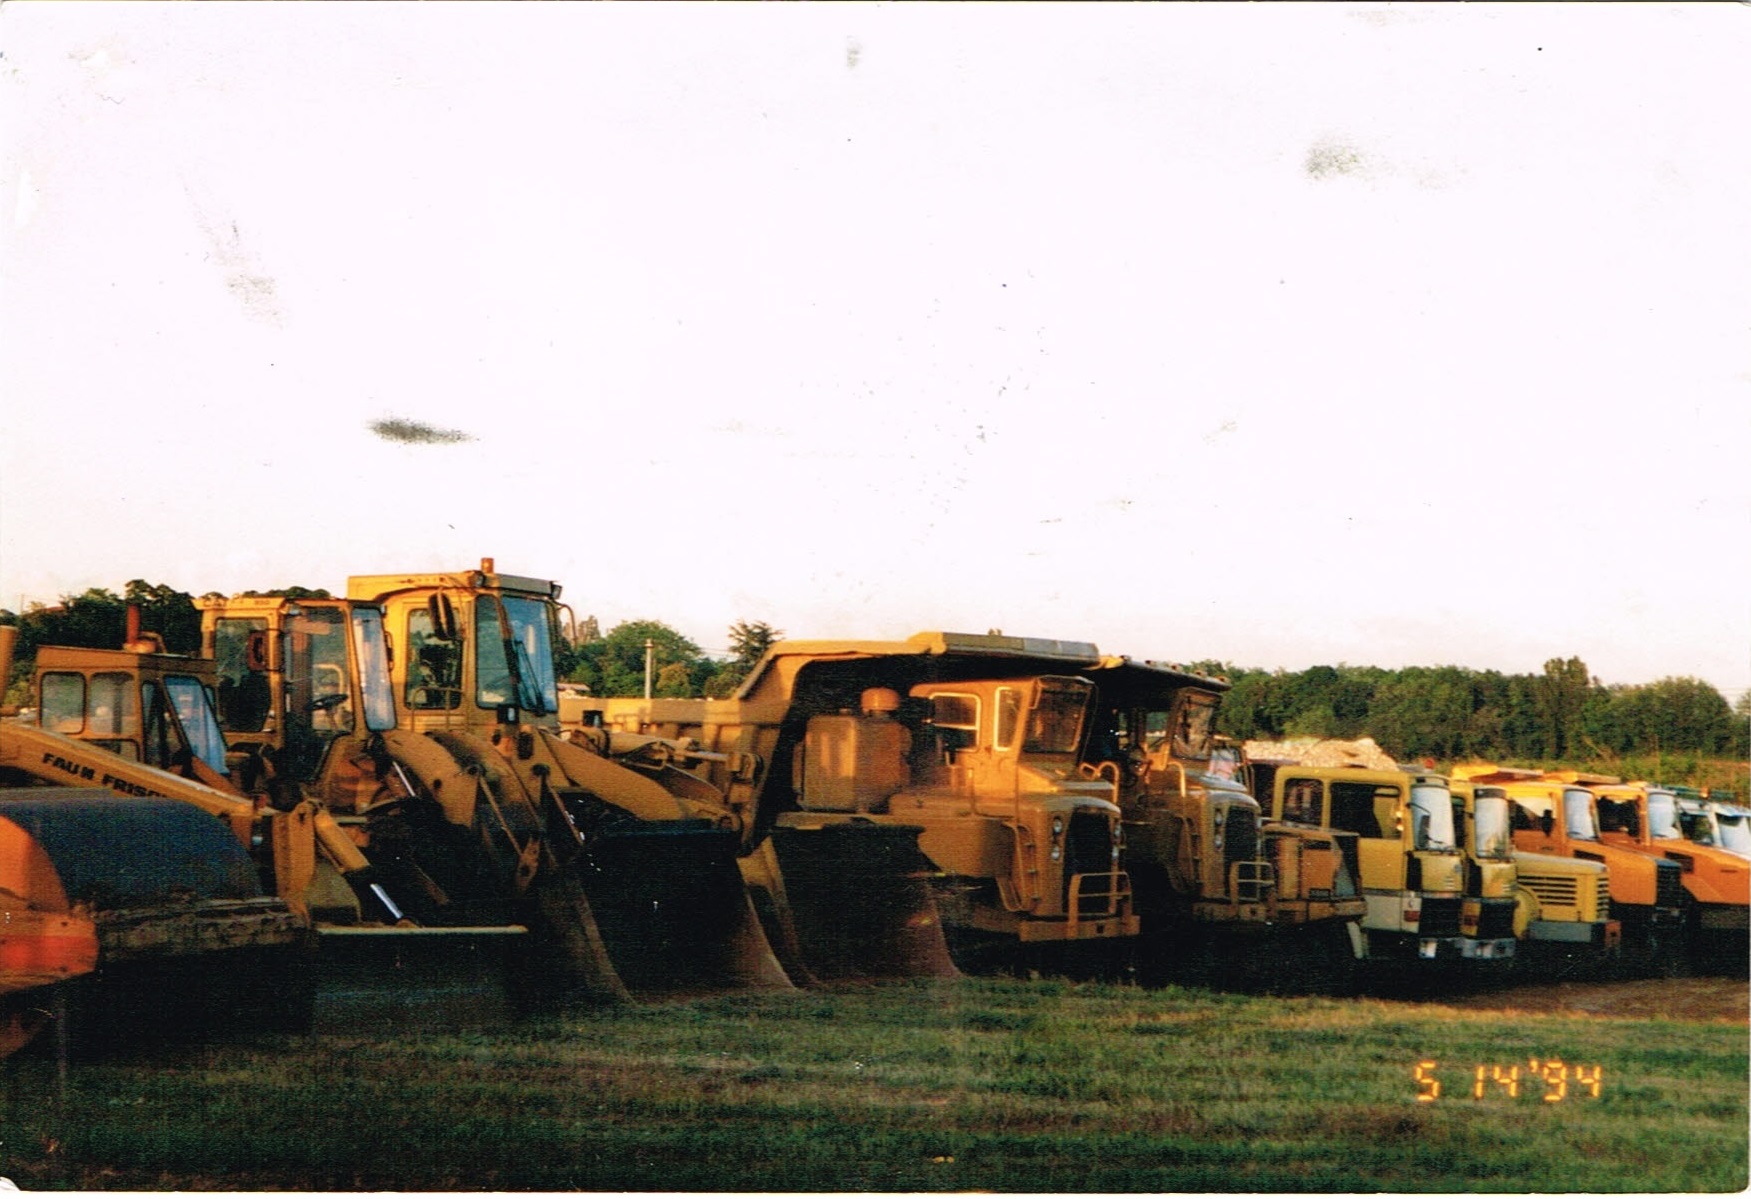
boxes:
[1476,898,1517,940]
[1654,860,1685,909]
[1519,872,1578,912]
[1418,896,1463,938]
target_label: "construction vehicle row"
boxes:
[0,560,1740,1059]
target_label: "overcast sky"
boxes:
[3,4,1747,701]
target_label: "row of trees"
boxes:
[1209,656,1750,763]
[5,584,1745,766]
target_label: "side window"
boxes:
[88,672,139,736]
[1330,782,1390,840]
[406,608,462,710]
[213,617,271,732]
[1282,777,1323,825]
[994,687,1022,751]
[41,672,86,733]
[925,692,980,759]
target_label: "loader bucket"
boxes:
[564,821,792,999]
[760,822,958,983]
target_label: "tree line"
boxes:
[5,584,1746,767]
[1201,656,1750,764]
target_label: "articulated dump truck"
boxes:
[197,561,794,1003]
[568,632,1145,976]
[1073,659,1364,986]
[0,625,307,1049]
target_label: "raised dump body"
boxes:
[569,631,1138,975]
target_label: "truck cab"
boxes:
[1252,765,1466,962]
[1585,777,1748,955]
[1446,780,1518,962]
[1452,765,1686,974]
[1078,659,1362,941]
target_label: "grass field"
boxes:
[1,976,1745,1192]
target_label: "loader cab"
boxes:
[354,564,565,736]
[33,646,231,780]
[199,597,398,797]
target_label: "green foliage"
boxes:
[1,580,201,700]
[703,619,784,699]
[567,619,714,698]
[1208,657,1745,786]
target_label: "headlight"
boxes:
[1051,816,1064,836]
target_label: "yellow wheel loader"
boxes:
[568,631,1139,978]
[15,615,525,1035]
[200,562,792,1003]
[1074,658,1364,990]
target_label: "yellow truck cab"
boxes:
[1452,765,1686,974]
[1446,780,1518,961]
[1669,786,1751,861]
[1250,765,1466,962]
[1453,780,1618,969]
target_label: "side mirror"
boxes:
[246,630,270,673]
[1539,811,1555,837]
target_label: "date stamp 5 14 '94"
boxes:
[1414,1059,1604,1103]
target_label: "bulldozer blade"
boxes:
[567,822,792,999]
[763,822,959,983]
[306,926,527,1034]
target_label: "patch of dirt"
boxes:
[1433,976,1747,1023]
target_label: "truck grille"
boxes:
[1654,860,1685,909]
[1476,898,1517,940]
[1065,809,1118,915]
[1222,803,1258,873]
[1418,896,1463,938]
[1519,872,1578,913]
[1595,874,1611,919]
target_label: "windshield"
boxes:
[1171,694,1217,760]
[1024,677,1091,755]
[1471,794,1514,860]
[1408,783,1456,851]
[477,594,560,717]
[351,606,397,732]
[1646,791,1680,840]
[1564,789,1599,841]
[1716,813,1751,855]
[164,675,231,776]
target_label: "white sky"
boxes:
[3,3,1747,700]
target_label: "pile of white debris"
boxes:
[1241,736,1399,770]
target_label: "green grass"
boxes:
[0,977,1744,1192]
